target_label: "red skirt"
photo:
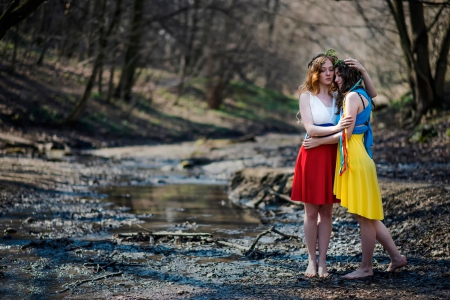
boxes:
[290,144,339,204]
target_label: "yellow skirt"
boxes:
[333,133,384,220]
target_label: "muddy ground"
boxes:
[0,133,449,300]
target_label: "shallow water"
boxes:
[98,184,264,238]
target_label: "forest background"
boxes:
[0,0,449,148]
[0,1,450,298]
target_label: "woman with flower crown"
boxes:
[291,49,377,277]
[303,59,407,279]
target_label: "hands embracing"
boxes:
[303,137,323,149]
[336,115,353,131]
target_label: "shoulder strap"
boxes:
[356,93,369,125]
[357,93,366,109]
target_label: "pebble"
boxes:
[23,217,36,224]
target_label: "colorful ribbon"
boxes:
[338,87,373,176]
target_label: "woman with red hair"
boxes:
[291,50,377,278]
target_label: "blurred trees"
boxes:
[386,0,450,126]
[0,0,449,124]
[0,0,46,40]
[66,0,123,123]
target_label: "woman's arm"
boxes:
[299,93,352,137]
[303,92,365,149]
[343,92,361,140]
[344,58,377,98]
[302,132,341,149]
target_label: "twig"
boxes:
[214,240,249,252]
[271,228,300,240]
[265,188,303,206]
[245,226,275,256]
[135,224,152,233]
[84,261,140,270]
[65,242,92,251]
[211,227,301,256]
[77,55,96,67]
[109,249,119,258]
[53,271,123,294]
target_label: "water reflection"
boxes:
[98,184,263,237]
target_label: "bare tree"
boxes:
[386,0,450,125]
[0,0,46,41]
[66,0,123,123]
[115,0,145,101]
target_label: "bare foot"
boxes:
[342,268,373,279]
[318,263,329,278]
[304,260,317,277]
[387,255,407,272]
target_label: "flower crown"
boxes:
[334,59,346,68]
[307,49,339,69]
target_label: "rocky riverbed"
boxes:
[0,133,449,299]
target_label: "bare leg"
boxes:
[343,215,375,279]
[317,204,333,277]
[303,203,319,277]
[374,220,407,272]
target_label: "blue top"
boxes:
[337,87,374,158]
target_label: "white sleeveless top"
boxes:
[305,92,337,125]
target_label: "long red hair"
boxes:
[299,55,338,95]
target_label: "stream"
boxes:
[99,183,266,238]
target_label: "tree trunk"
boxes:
[205,0,236,110]
[36,43,49,66]
[0,0,46,41]
[265,0,280,90]
[66,0,123,123]
[207,79,225,110]
[115,0,145,102]
[97,1,107,96]
[176,0,200,104]
[107,49,118,104]
[386,0,449,125]
[434,20,450,108]
[10,26,19,72]
[408,1,435,118]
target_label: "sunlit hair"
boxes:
[334,61,374,115]
[299,55,338,95]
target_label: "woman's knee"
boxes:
[354,214,375,227]
[304,205,319,220]
[318,205,333,220]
